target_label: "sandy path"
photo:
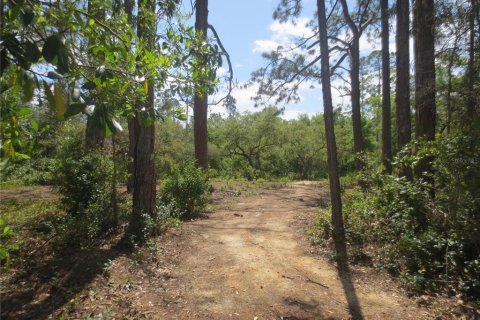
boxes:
[157,182,428,320]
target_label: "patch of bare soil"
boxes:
[0,186,58,201]
[2,182,463,319]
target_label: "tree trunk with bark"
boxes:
[395,0,411,178]
[125,0,135,193]
[381,0,392,174]
[339,0,366,171]
[194,0,209,171]
[317,0,347,263]
[413,0,436,179]
[466,0,477,120]
[129,0,157,240]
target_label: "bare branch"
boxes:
[207,24,233,106]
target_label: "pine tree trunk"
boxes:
[125,0,135,193]
[316,0,347,263]
[130,0,157,239]
[395,0,412,179]
[339,0,364,171]
[194,0,209,171]
[381,0,392,174]
[413,0,436,178]
[350,37,364,170]
[466,0,477,120]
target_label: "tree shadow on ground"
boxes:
[336,254,365,320]
[1,240,133,320]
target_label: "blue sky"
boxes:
[207,0,325,119]
[204,1,399,120]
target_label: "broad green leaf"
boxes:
[14,153,30,160]
[143,80,149,95]
[25,41,41,63]
[64,102,87,119]
[47,71,63,80]
[88,18,95,26]
[19,108,31,116]
[111,119,123,132]
[31,119,39,132]
[82,81,96,90]
[21,8,34,27]
[42,35,62,62]
[43,81,55,111]
[57,47,69,74]
[22,76,35,102]
[54,83,65,119]
[0,50,9,76]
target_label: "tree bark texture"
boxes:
[339,0,364,171]
[125,0,135,193]
[466,0,477,120]
[194,0,209,171]
[413,0,436,178]
[317,0,347,262]
[395,0,412,179]
[381,0,392,174]
[131,0,157,237]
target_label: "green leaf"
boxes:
[43,81,55,111]
[14,152,30,160]
[25,41,41,63]
[22,76,35,102]
[82,81,96,90]
[64,102,87,119]
[42,35,62,63]
[47,71,63,80]
[19,108,31,116]
[88,18,95,26]
[54,83,65,119]
[57,47,69,74]
[31,119,39,132]
[21,8,35,27]
[0,50,9,76]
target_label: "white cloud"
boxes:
[209,82,259,116]
[253,39,282,53]
[281,109,316,120]
[252,17,315,53]
[216,67,227,77]
[269,17,314,39]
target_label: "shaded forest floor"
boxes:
[0,182,470,319]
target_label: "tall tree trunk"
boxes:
[194,0,209,171]
[339,0,364,171]
[130,0,157,239]
[445,38,458,134]
[381,0,392,174]
[316,0,347,263]
[395,0,411,178]
[466,0,477,120]
[413,0,436,178]
[350,37,364,170]
[125,0,135,193]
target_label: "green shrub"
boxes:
[340,136,480,298]
[160,161,211,218]
[55,136,121,248]
[0,157,58,186]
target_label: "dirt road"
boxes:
[2,182,438,319]
[151,182,430,319]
